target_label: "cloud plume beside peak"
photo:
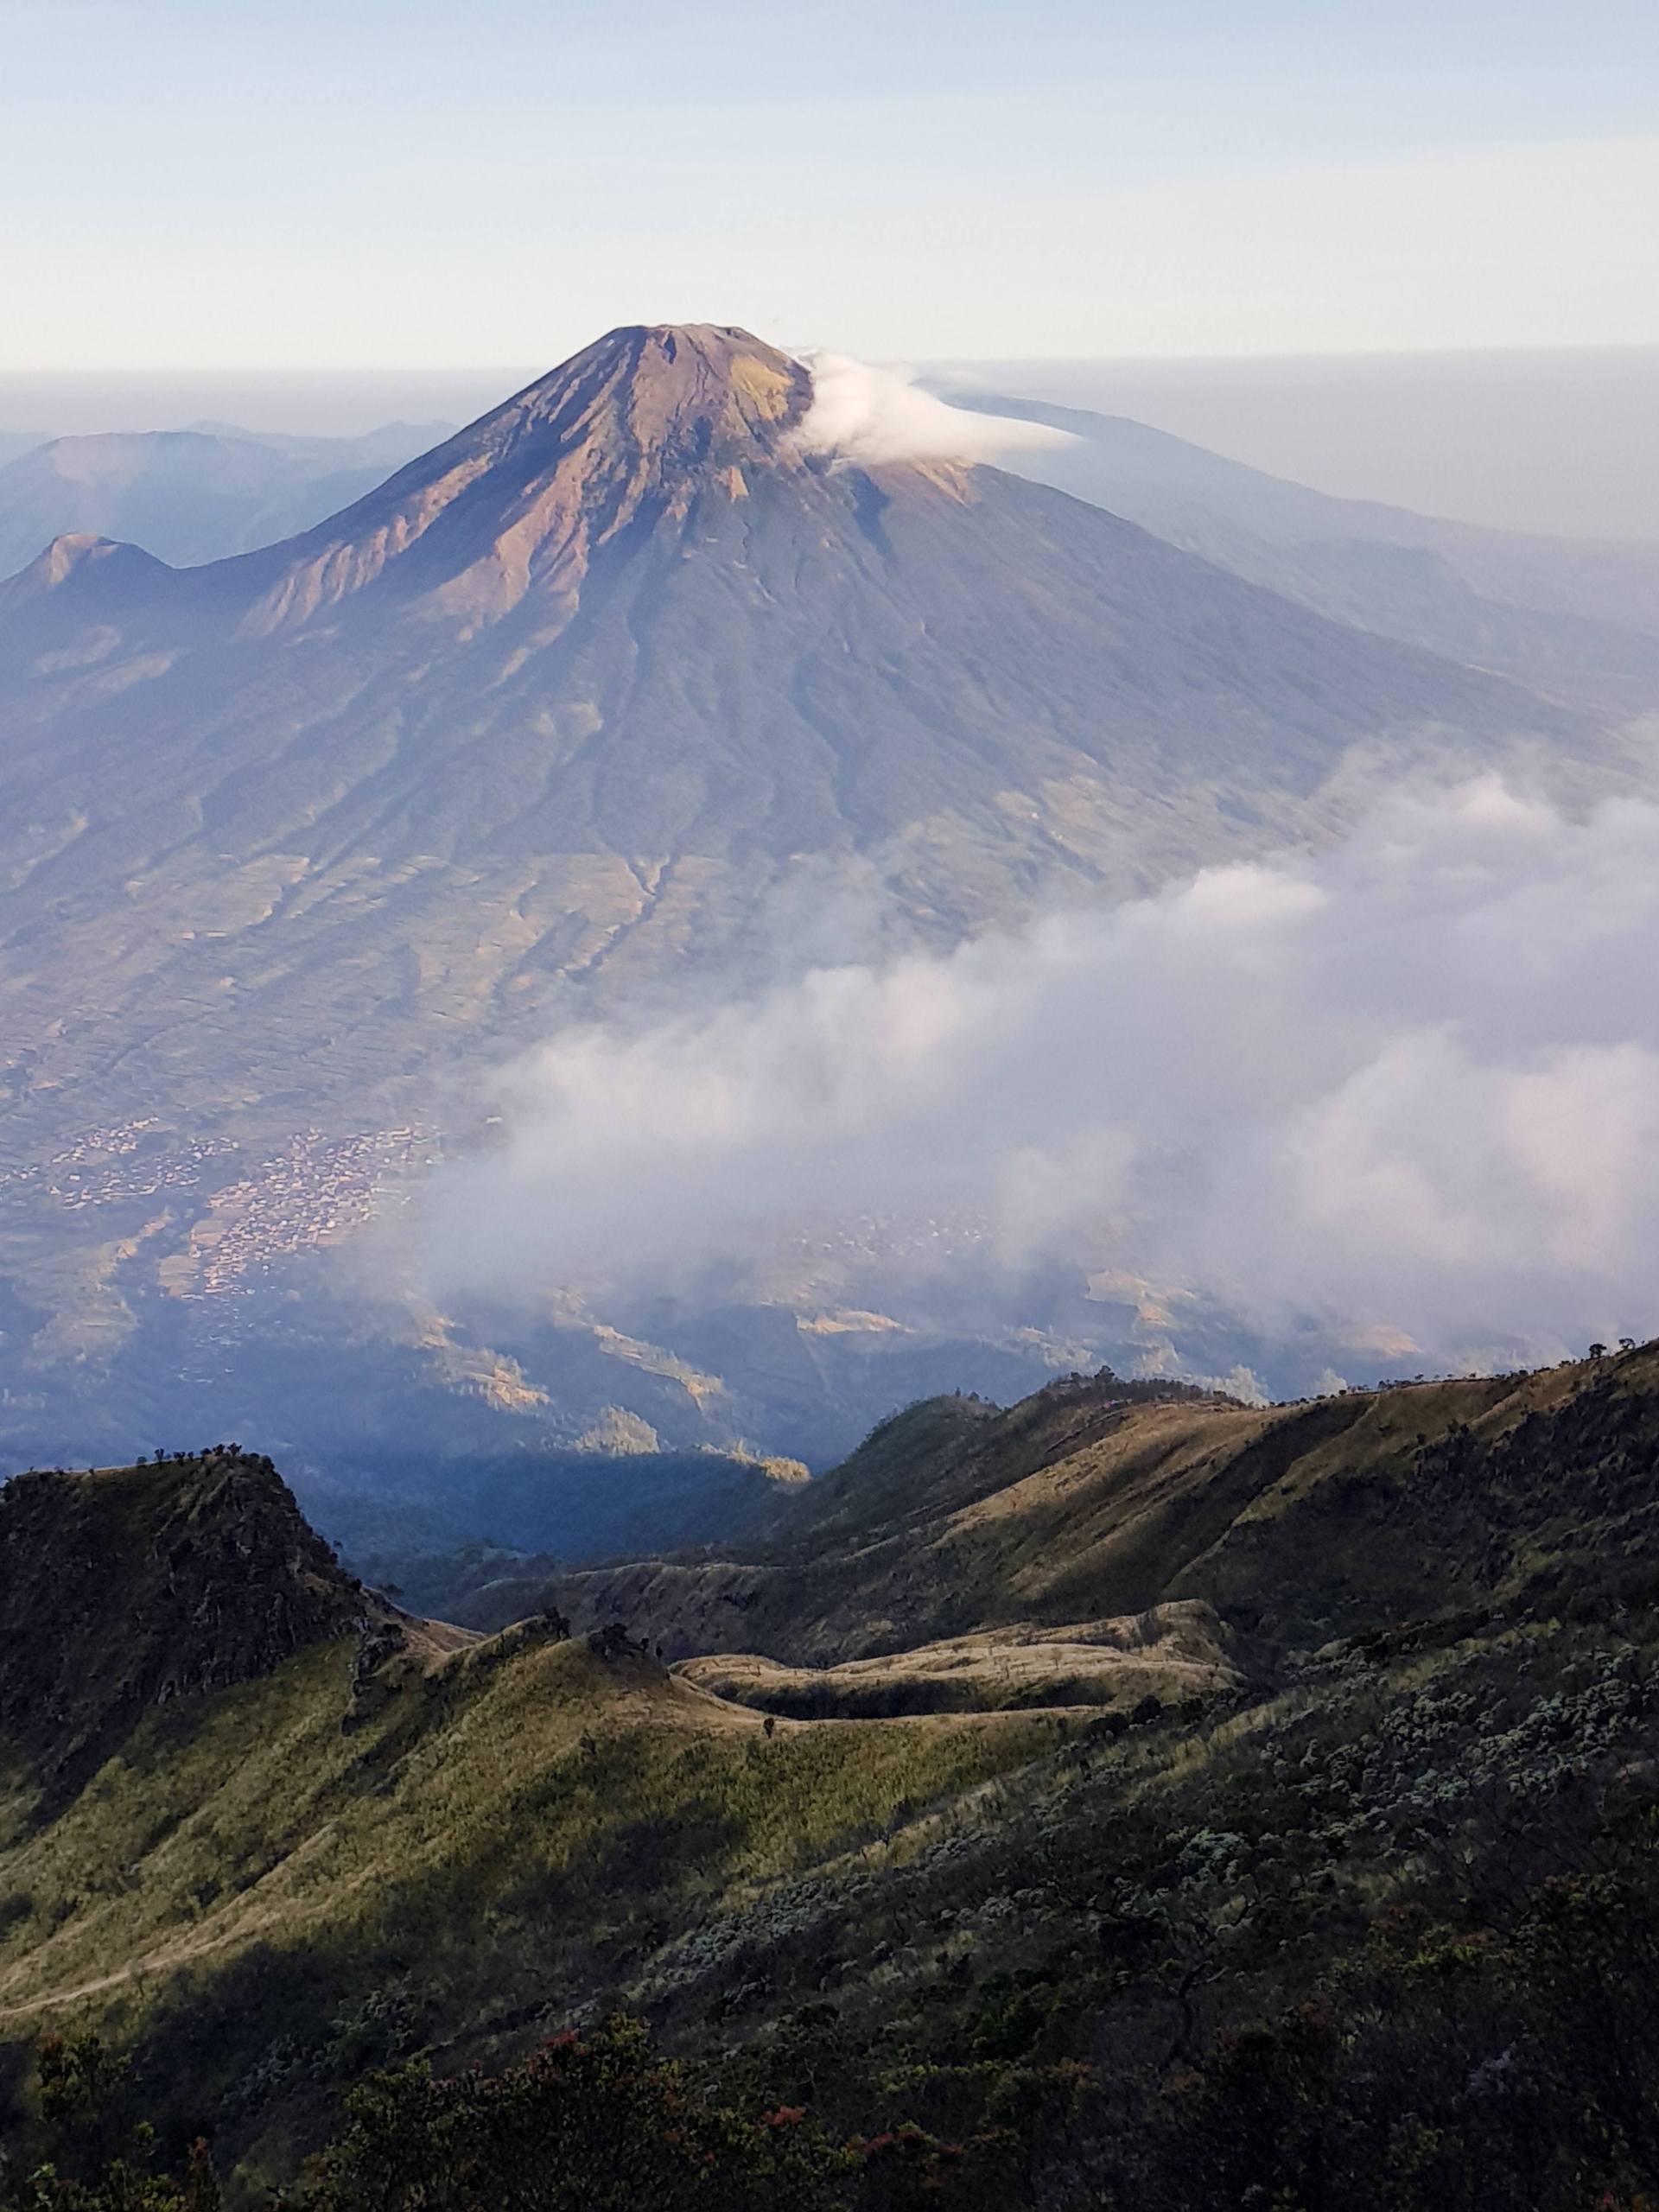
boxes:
[420,781,1659,1382]
[792,353,1075,468]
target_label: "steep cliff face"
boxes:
[0,1450,364,1794]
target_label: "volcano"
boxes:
[0,321,1595,1144]
[0,320,1618,1482]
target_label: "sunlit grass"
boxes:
[0,1627,1061,2035]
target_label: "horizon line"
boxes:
[3,339,1657,381]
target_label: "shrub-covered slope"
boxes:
[2,1351,1657,2208]
[0,1449,1060,2186]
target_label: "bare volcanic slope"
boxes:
[0,322,1589,1146]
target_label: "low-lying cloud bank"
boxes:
[793,353,1074,468]
[423,782,1659,1376]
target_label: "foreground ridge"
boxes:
[0,1350,1656,2206]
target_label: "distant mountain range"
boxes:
[0,324,1642,1484]
[0,419,454,573]
[959,389,1659,714]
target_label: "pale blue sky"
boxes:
[3,0,1656,366]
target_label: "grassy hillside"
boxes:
[537,1349,1659,1665]
[0,1455,1065,2190]
[2,1352,1657,2206]
[677,1599,1238,1718]
[0,1626,1055,2029]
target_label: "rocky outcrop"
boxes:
[0,1448,364,1796]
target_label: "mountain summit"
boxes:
[0,1450,365,1795]
[232,324,817,634]
[493,321,813,473]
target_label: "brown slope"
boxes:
[525,1347,1659,1666]
[226,321,815,632]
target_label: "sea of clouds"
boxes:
[422,779,1659,1382]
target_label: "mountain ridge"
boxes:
[964,388,1659,709]
[1,1352,1656,2206]
[512,1347,1659,1669]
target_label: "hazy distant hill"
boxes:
[0,419,454,572]
[967,391,1659,713]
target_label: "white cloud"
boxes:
[421,780,1659,1374]
[791,353,1074,468]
